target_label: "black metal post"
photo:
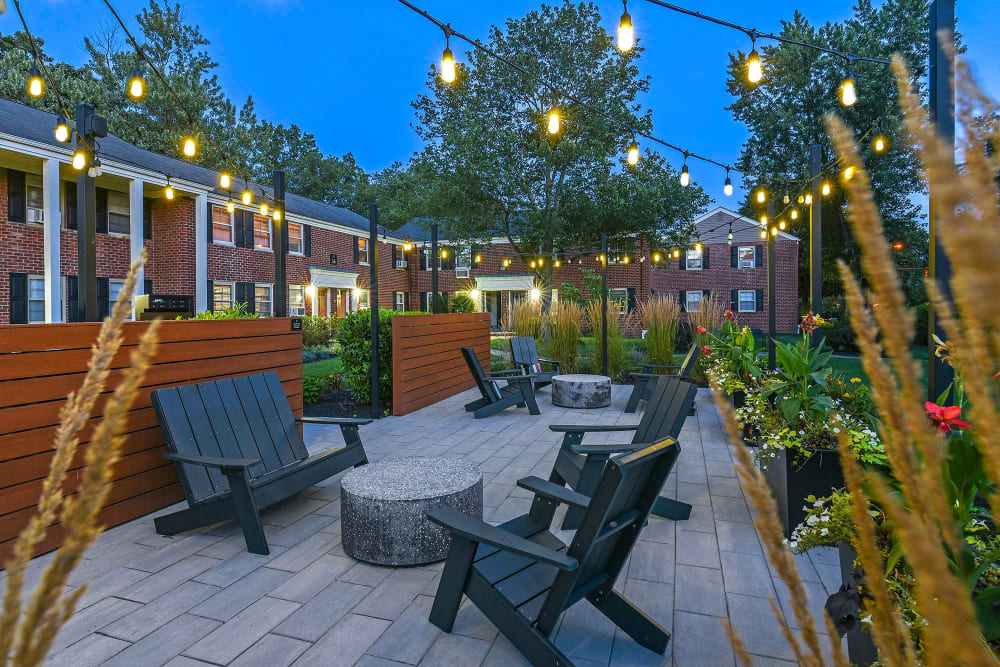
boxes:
[369,203,380,419]
[767,201,776,370]
[808,144,822,316]
[601,233,608,377]
[273,170,287,318]
[431,223,439,314]
[927,0,955,401]
[76,103,97,322]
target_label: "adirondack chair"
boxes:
[549,375,697,529]
[624,341,700,413]
[151,371,370,555]
[462,347,540,419]
[427,438,679,666]
[509,336,561,389]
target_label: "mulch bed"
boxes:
[303,387,372,419]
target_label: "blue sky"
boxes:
[16,1,1000,203]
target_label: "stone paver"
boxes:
[35,385,842,666]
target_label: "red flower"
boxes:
[701,345,711,357]
[925,402,972,434]
[724,309,736,321]
[800,313,818,334]
[697,326,708,334]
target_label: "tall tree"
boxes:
[405,1,708,308]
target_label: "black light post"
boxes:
[601,233,608,377]
[927,0,955,400]
[75,103,106,322]
[808,144,824,348]
[369,203,381,419]
[273,170,287,318]
[767,201,776,370]
[431,223,439,313]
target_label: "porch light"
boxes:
[530,288,541,301]
[27,65,44,98]
[54,115,71,143]
[617,2,633,52]
[220,173,231,189]
[128,67,145,99]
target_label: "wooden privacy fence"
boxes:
[0,318,303,561]
[392,313,491,416]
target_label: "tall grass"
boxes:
[549,301,583,373]
[505,298,544,341]
[586,300,635,381]
[640,295,682,366]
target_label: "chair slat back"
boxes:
[510,337,540,368]
[462,347,494,403]
[678,342,700,377]
[635,376,698,443]
[539,439,680,625]
[152,371,308,504]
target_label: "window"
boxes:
[26,176,43,223]
[738,289,757,313]
[288,222,303,254]
[738,246,756,268]
[289,285,305,312]
[28,275,44,322]
[212,206,233,244]
[394,291,405,311]
[109,279,126,310]
[610,288,628,315]
[685,249,703,270]
[685,290,702,313]
[253,215,271,249]
[213,282,234,313]
[108,192,130,235]
[255,285,273,317]
[359,238,371,264]
[352,289,369,312]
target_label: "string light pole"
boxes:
[369,204,381,420]
[75,103,107,322]
[767,199,776,370]
[273,170,287,318]
[601,233,609,377]
[808,144,823,343]
[431,223,440,313]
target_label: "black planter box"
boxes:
[836,543,879,666]
[760,446,844,537]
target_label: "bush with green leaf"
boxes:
[762,316,835,425]
[185,303,258,319]
[303,375,331,403]
[302,316,335,347]
[335,308,395,405]
[450,293,477,313]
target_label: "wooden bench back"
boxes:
[509,337,540,367]
[152,372,307,505]
[634,376,698,444]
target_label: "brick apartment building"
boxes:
[0,97,799,333]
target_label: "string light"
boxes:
[756,188,766,204]
[260,202,269,216]
[54,115,70,143]
[779,220,786,230]
[474,253,481,263]
[797,194,804,204]
[182,135,197,158]
[72,148,87,171]
[723,168,733,196]
[627,140,639,166]
[220,173,231,189]
[617,1,634,52]
[226,199,235,213]
[759,215,768,226]
[622,255,629,264]
[790,209,799,220]
[844,165,855,180]
[760,229,766,239]
[503,258,511,267]
[127,67,145,99]
[87,157,103,179]
[771,226,778,236]
[746,37,762,84]
[547,109,560,134]
[680,155,690,187]
[26,65,44,98]
[694,242,703,254]
[538,257,544,266]
[441,249,449,259]
[441,33,456,83]
[164,179,175,200]
[873,135,889,153]
[821,182,831,196]
[783,192,790,204]
[273,208,282,222]
[892,241,904,251]
[530,260,537,268]
[805,193,813,205]
[554,259,561,267]
[653,252,661,262]
[672,249,680,258]
[242,189,252,205]
[840,64,857,106]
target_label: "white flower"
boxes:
[820,527,829,536]
[820,515,830,522]
[833,427,841,434]
[813,500,824,507]
[807,515,819,525]
[861,615,872,624]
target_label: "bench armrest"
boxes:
[516,476,590,510]
[427,507,578,571]
[164,452,261,473]
[297,416,373,426]
[549,424,640,433]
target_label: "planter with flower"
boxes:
[702,309,764,410]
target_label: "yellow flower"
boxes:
[850,377,861,383]
[844,393,851,398]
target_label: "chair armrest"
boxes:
[630,372,677,381]
[427,507,578,571]
[493,374,537,382]
[638,363,682,371]
[484,369,522,377]
[538,358,560,367]
[516,476,590,510]
[297,416,373,426]
[164,452,261,473]
[570,443,645,456]
[549,424,640,433]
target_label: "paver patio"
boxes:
[30,385,844,666]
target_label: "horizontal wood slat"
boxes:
[392,313,490,416]
[0,318,303,561]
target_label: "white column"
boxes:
[195,193,208,313]
[42,158,62,322]
[310,287,318,316]
[129,178,144,319]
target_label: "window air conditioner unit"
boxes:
[289,306,306,316]
[395,260,408,269]
[27,208,44,223]
[456,268,470,279]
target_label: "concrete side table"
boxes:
[552,374,612,409]
[341,457,483,566]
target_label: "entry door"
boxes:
[485,291,500,329]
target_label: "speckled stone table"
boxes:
[340,457,483,566]
[552,373,612,409]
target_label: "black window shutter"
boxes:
[282,220,289,255]
[9,273,27,323]
[143,197,153,239]
[95,188,108,234]
[353,238,359,263]
[731,289,739,311]
[304,224,311,256]
[391,245,397,264]
[442,292,449,310]
[731,246,738,268]
[67,276,79,322]
[7,170,26,223]
[755,246,763,268]
[702,248,710,269]
[703,289,711,299]
[419,292,427,311]
[65,184,78,230]
[207,280,213,313]
[97,277,110,320]
[680,290,687,312]
[145,278,153,295]
[626,287,637,313]
[420,248,428,271]
[756,289,764,312]
[404,292,410,311]
[235,282,244,309]
[207,201,214,243]
[247,282,256,314]
[679,253,686,270]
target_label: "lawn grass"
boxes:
[304,357,343,377]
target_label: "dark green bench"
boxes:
[625,341,700,413]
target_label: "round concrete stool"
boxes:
[552,374,612,409]
[341,457,483,566]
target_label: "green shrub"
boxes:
[336,309,395,405]
[558,282,583,304]
[185,303,258,319]
[303,375,330,403]
[823,325,857,353]
[450,293,477,313]
[302,316,335,347]
[585,300,633,381]
[910,303,928,346]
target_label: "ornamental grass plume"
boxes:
[639,295,681,365]
[0,251,159,666]
[548,301,583,372]
[505,298,544,340]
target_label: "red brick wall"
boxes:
[0,170,43,323]
[151,198,196,296]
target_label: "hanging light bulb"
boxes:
[873,135,889,154]
[72,148,87,171]
[474,254,482,263]
[756,188,766,204]
[54,115,71,143]
[747,38,762,84]
[672,249,680,258]
[679,157,690,187]
[790,208,799,220]
[547,109,560,134]
[273,208,282,222]
[844,165,855,180]
[538,257,544,266]
[622,255,629,264]
[242,189,252,205]
[220,173,231,189]
[404,242,413,252]
[627,140,639,166]
[530,260,536,269]
[723,169,733,196]
[822,182,831,196]
[727,232,733,245]
[840,66,857,107]
[783,192,790,204]
[694,242,703,254]
[182,135,197,157]
[760,229,767,239]
[617,1,634,52]
[260,202,269,216]
[26,65,44,98]
[88,158,103,179]
[226,199,235,213]
[503,258,511,267]
[441,33,456,83]
[797,194,804,204]
[599,254,606,263]
[554,259,561,268]
[760,215,768,226]
[804,193,813,205]
[779,220,786,230]
[164,180,175,200]
[771,226,778,236]
[653,252,661,263]
[127,67,145,99]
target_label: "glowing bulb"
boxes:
[72,150,86,170]
[672,249,680,258]
[805,194,813,205]
[530,260,536,268]
[760,230,767,239]
[822,182,831,196]
[779,220,786,230]
[756,189,766,203]
[783,193,790,204]
[260,202,269,216]
[680,163,689,187]
[470,289,480,301]
[441,249,448,259]
[747,49,762,84]
[797,194,804,204]
[627,140,639,166]
[404,242,413,252]
[441,47,456,83]
[844,166,855,180]
[54,116,70,143]
[538,258,544,266]
[273,208,282,222]
[653,253,661,262]
[724,175,733,196]
[27,66,44,98]
[503,259,510,267]
[165,186,175,200]
[618,10,634,52]
[790,209,799,220]
[220,173,231,189]
[555,259,561,267]
[840,75,857,106]
[892,241,904,251]
[771,226,778,236]
[873,135,888,154]
[599,254,606,263]
[182,136,197,157]
[531,288,541,301]
[760,215,768,226]
[694,242,703,254]
[474,254,482,263]
[622,256,629,264]
[226,200,235,213]
[547,110,560,134]
[242,190,252,205]
[127,68,144,99]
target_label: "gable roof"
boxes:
[691,206,799,244]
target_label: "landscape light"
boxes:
[128,67,145,99]
[617,1,634,52]
[627,140,639,166]
[547,109,560,134]
[54,115,70,143]
[220,173,231,189]
[27,65,44,98]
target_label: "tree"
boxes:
[725,0,934,305]
[404,2,708,311]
